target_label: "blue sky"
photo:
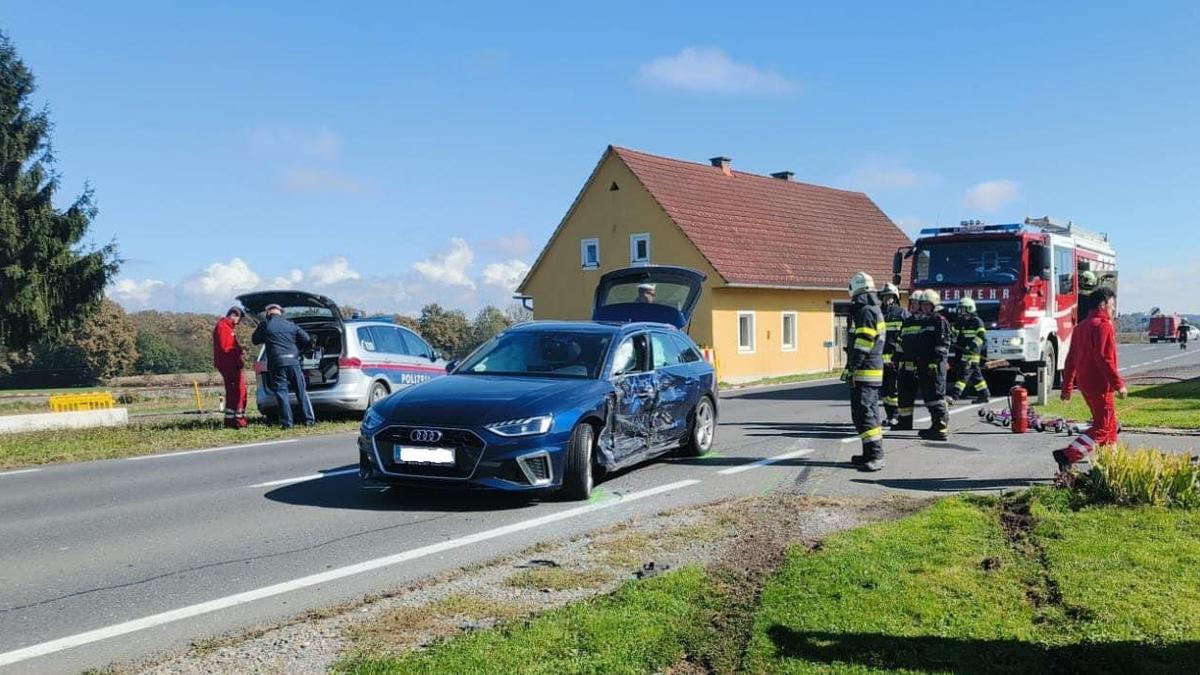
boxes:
[6,1,1199,313]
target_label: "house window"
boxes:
[737,311,755,353]
[581,238,599,269]
[781,312,797,351]
[630,233,650,264]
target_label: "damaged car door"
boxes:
[607,332,659,467]
[649,331,696,448]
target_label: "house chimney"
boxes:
[771,171,795,181]
[709,156,732,176]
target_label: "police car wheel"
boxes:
[369,381,389,405]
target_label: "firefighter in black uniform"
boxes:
[950,296,991,403]
[878,283,908,426]
[892,290,925,431]
[917,290,952,440]
[842,272,887,471]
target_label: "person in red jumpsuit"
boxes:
[1054,286,1126,472]
[212,307,248,429]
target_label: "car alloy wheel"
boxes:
[694,398,715,452]
[561,422,595,501]
[369,382,389,405]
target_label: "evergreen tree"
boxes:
[0,32,119,352]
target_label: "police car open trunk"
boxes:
[237,290,345,390]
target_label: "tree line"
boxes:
[0,300,531,387]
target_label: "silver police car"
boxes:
[237,291,446,416]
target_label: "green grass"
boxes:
[1035,379,1200,429]
[721,370,839,390]
[337,565,723,675]
[0,416,360,470]
[341,494,1200,673]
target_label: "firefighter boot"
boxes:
[891,415,913,431]
[919,408,949,441]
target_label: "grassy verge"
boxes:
[720,370,839,390]
[338,494,1200,673]
[1034,378,1200,429]
[0,416,360,470]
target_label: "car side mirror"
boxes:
[891,250,904,285]
[445,360,458,373]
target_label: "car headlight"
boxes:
[361,408,386,433]
[486,415,553,437]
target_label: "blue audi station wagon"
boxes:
[358,266,718,500]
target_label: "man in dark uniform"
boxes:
[1180,320,1191,350]
[842,272,887,471]
[892,290,925,431]
[252,303,315,429]
[878,283,908,426]
[917,290,952,441]
[950,297,991,404]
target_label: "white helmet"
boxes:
[848,272,876,298]
[880,282,900,299]
[922,289,941,307]
[910,289,926,304]
[959,296,977,313]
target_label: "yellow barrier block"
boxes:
[48,391,117,413]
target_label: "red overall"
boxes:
[1060,308,1123,462]
[213,316,248,429]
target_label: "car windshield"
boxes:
[914,240,1022,285]
[457,331,612,379]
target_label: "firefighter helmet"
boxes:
[922,289,941,307]
[1080,270,1097,289]
[848,272,876,297]
[880,282,900,299]
[910,289,926,303]
[959,297,977,313]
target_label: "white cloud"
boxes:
[481,259,532,291]
[413,238,476,289]
[846,159,940,192]
[280,167,376,195]
[963,179,1020,212]
[178,258,261,310]
[638,47,797,95]
[249,127,340,160]
[108,278,167,305]
[270,269,305,289]
[1118,259,1200,314]
[308,257,361,285]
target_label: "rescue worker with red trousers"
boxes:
[842,272,887,471]
[1054,286,1126,472]
[212,307,248,429]
[879,283,908,426]
[892,290,925,430]
[950,296,991,403]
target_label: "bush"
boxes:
[1074,445,1200,508]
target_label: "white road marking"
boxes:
[0,468,41,478]
[838,401,992,443]
[718,448,813,475]
[0,478,700,667]
[124,440,297,461]
[248,468,358,488]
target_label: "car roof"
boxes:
[505,320,680,335]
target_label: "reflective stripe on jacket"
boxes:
[846,294,885,385]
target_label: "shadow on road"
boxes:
[849,476,1048,492]
[669,456,861,471]
[726,382,847,402]
[722,421,855,439]
[263,472,539,512]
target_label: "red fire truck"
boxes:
[893,217,1117,390]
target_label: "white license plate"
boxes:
[395,446,455,464]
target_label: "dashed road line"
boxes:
[247,468,358,488]
[0,478,701,667]
[717,448,813,475]
[124,440,297,461]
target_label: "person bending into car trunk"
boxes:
[252,303,315,429]
[1054,286,1126,473]
[212,307,248,429]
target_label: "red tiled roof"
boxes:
[613,146,912,289]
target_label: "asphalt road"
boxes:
[1,342,1196,674]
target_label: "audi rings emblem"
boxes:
[409,429,444,443]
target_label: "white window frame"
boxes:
[737,311,756,354]
[630,233,650,264]
[580,238,600,269]
[781,311,797,352]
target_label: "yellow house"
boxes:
[517,146,912,383]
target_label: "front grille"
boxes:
[373,425,486,479]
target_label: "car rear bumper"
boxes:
[256,370,373,412]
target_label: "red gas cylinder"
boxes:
[1010,385,1029,434]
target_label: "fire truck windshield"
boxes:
[914,240,1022,286]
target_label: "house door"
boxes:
[831,303,853,369]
